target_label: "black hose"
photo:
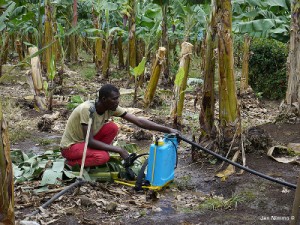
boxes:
[178,135,297,189]
[28,178,86,216]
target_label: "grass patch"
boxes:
[68,60,96,80]
[173,175,192,190]
[198,192,255,211]
[38,138,53,146]
[79,64,96,80]
[9,125,32,144]
[1,99,32,144]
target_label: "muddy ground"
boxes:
[1,64,300,225]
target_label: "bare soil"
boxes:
[1,64,300,225]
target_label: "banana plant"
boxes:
[199,0,217,142]
[135,3,162,74]
[232,0,290,96]
[0,0,39,75]
[127,0,137,83]
[143,47,166,108]
[217,0,241,155]
[170,42,193,128]
[0,102,15,225]
[131,57,146,103]
[232,0,291,42]
[152,0,171,84]
[172,0,208,42]
[0,1,15,77]
[284,0,300,113]
[84,0,120,78]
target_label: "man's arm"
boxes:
[122,113,179,134]
[81,124,129,159]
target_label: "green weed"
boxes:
[198,192,252,210]
[38,138,52,146]
[174,175,192,190]
[9,126,31,144]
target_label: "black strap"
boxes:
[134,159,149,191]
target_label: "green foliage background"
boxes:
[249,38,288,100]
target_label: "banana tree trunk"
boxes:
[285,0,300,112]
[1,32,10,65]
[102,35,114,79]
[0,32,10,77]
[38,0,43,48]
[15,39,24,67]
[216,0,241,150]
[95,37,103,73]
[240,34,251,94]
[136,39,146,88]
[44,0,56,111]
[170,42,193,128]
[52,10,61,63]
[199,0,217,141]
[44,0,54,71]
[28,47,47,110]
[67,0,78,63]
[117,35,125,69]
[92,8,103,73]
[144,47,166,108]
[0,102,15,225]
[128,0,137,83]
[161,3,170,85]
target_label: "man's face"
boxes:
[104,91,120,110]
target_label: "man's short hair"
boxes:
[98,84,119,99]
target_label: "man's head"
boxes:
[98,84,120,111]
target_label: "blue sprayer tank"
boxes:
[145,134,178,187]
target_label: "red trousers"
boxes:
[61,122,118,167]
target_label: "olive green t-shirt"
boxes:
[60,100,126,149]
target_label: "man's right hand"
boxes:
[118,148,130,160]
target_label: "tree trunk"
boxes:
[144,47,166,108]
[240,34,251,94]
[170,42,193,128]
[0,102,15,225]
[67,0,78,63]
[92,8,103,74]
[216,0,241,151]
[44,0,56,111]
[199,0,217,142]
[161,3,170,85]
[136,39,146,89]
[43,0,54,72]
[15,39,24,67]
[117,35,125,69]
[285,0,300,113]
[0,32,10,78]
[28,47,47,110]
[1,32,10,65]
[52,9,61,63]
[38,0,43,49]
[102,35,114,79]
[128,0,137,83]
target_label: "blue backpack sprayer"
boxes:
[115,134,179,191]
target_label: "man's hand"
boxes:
[168,128,181,136]
[118,148,130,160]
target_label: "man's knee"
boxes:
[104,122,119,134]
[94,151,110,165]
